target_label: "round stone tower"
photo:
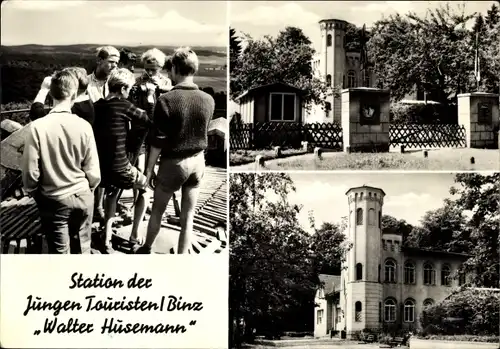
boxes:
[319,19,347,123]
[343,186,385,335]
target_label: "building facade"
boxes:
[314,185,468,338]
[306,19,376,124]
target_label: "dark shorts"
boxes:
[155,151,205,193]
[34,189,93,254]
[100,164,145,191]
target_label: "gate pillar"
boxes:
[341,88,390,152]
[457,92,500,149]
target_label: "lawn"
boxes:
[230,148,500,171]
[230,149,307,167]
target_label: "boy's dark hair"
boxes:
[50,70,78,100]
[164,56,173,71]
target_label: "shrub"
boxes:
[390,102,458,124]
[420,289,500,336]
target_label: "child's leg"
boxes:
[178,184,200,254]
[103,187,119,253]
[130,188,150,243]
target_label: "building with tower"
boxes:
[313,185,469,338]
[306,19,376,124]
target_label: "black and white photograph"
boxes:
[229,172,499,349]
[1,0,228,255]
[229,1,500,170]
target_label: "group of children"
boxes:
[21,45,215,254]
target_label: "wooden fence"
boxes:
[231,122,468,151]
[389,124,466,149]
[230,122,343,150]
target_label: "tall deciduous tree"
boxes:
[367,3,479,102]
[230,27,333,107]
[230,173,316,345]
[230,27,242,74]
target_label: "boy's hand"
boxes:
[41,76,52,90]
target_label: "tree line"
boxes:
[0,51,227,110]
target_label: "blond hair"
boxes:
[50,70,78,100]
[171,46,199,76]
[141,48,167,67]
[96,45,120,60]
[107,68,136,93]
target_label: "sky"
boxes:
[1,0,227,46]
[271,171,494,233]
[230,1,497,50]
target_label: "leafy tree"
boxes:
[230,27,334,107]
[230,27,242,74]
[405,201,470,253]
[449,173,500,288]
[309,218,350,275]
[230,173,316,345]
[381,214,414,243]
[485,3,500,28]
[367,3,480,102]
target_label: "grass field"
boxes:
[230,148,500,171]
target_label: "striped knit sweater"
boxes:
[93,97,151,187]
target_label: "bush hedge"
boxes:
[390,102,458,124]
[420,289,500,336]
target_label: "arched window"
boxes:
[368,208,375,225]
[326,34,332,47]
[356,263,363,280]
[347,70,356,88]
[356,208,363,225]
[326,74,332,86]
[385,259,396,283]
[343,75,346,88]
[441,265,451,286]
[384,298,396,322]
[404,299,415,322]
[424,262,436,285]
[404,261,415,284]
[363,71,371,87]
[378,264,381,282]
[423,299,434,308]
[355,301,362,322]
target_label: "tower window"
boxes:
[441,265,451,286]
[356,263,363,280]
[384,298,396,322]
[378,211,382,229]
[404,299,415,322]
[326,34,332,47]
[356,208,363,225]
[368,208,375,226]
[324,102,331,118]
[363,71,371,87]
[385,259,396,283]
[355,301,362,322]
[317,309,324,324]
[424,262,436,285]
[326,74,332,86]
[378,264,381,282]
[347,70,356,88]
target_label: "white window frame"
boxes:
[317,309,324,324]
[404,261,416,284]
[424,262,436,285]
[404,300,415,322]
[269,92,296,122]
[384,299,396,322]
[385,260,396,283]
